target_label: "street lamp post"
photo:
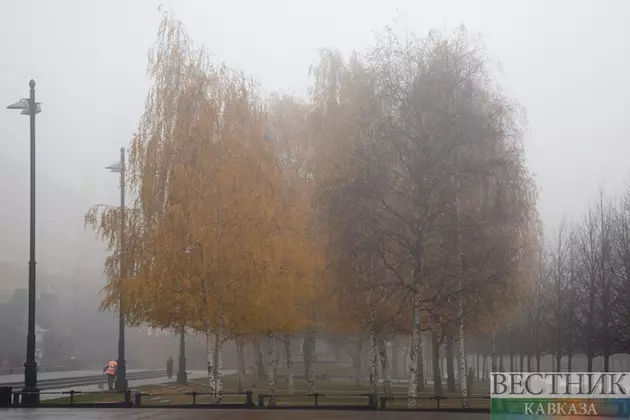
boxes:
[177,246,190,385]
[7,80,42,404]
[177,326,187,385]
[106,148,127,391]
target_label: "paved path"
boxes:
[38,370,232,401]
[0,370,154,385]
[0,408,490,419]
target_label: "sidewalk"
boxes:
[39,370,233,401]
[0,370,153,385]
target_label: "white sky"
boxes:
[0,0,629,277]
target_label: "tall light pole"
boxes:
[177,326,187,385]
[177,246,191,385]
[7,80,42,404]
[105,147,127,391]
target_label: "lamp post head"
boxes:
[20,103,41,115]
[106,161,123,173]
[7,99,29,110]
[29,79,35,89]
[6,99,41,115]
[120,147,125,154]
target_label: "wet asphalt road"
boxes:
[1,408,491,420]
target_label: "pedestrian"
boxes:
[166,356,174,379]
[103,360,118,391]
[466,367,475,397]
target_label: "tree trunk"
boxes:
[377,337,392,397]
[236,337,245,393]
[491,331,497,374]
[457,294,467,408]
[446,335,455,392]
[476,354,480,380]
[206,326,216,397]
[432,330,442,397]
[509,330,514,371]
[213,338,222,401]
[307,329,317,394]
[353,339,363,386]
[408,296,420,408]
[391,337,400,378]
[252,337,266,380]
[361,343,369,379]
[453,173,467,407]
[283,334,295,395]
[567,316,574,372]
[214,306,224,402]
[302,333,311,382]
[416,330,425,393]
[555,352,561,373]
[369,332,379,396]
[267,334,277,407]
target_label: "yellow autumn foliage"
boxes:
[87,11,321,339]
[85,11,539,353]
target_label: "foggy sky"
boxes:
[0,0,629,278]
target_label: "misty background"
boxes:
[0,0,628,368]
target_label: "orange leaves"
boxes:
[84,11,323,338]
[89,12,539,345]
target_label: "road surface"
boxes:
[0,408,491,419]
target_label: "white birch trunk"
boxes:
[457,293,467,406]
[267,334,277,407]
[369,332,379,395]
[417,328,425,393]
[214,306,224,403]
[354,339,363,386]
[377,337,392,397]
[236,337,245,393]
[283,334,295,395]
[454,174,468,408]
[307,330,317,394]
[491,331,497,373]
[206,326,216,398]
[252,337,265,379]
[407,296,420,408]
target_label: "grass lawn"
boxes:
[43,390,127,404]
[43,374,490,409]
[274,362,358,379]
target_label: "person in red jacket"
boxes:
[103,360,118,391]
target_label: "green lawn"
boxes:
[43,374,490,408]
[44,390,127,404]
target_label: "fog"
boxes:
[0,0,629,371]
